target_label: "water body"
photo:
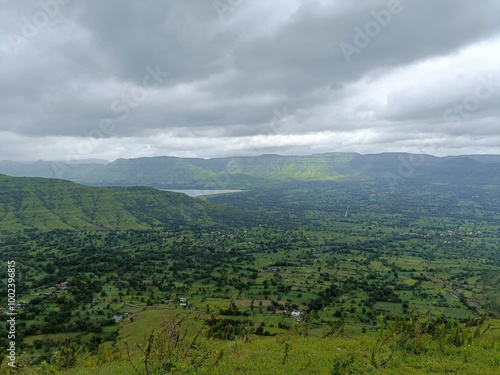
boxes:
[160,189,244,197]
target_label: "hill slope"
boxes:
[0,175,233,231]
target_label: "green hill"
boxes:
[0,175,233,231]
[3,152,500,189]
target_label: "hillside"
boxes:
[5,308,500,374]
[3,152,500,189]
[0,175,234,231]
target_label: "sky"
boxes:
[1,0,500,162]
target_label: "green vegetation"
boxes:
[1,164,500,373]
[3,310,500,374]
[0,175,239,231]
[3,152,500,188]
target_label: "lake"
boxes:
[159,189,244,197]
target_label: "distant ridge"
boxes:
[1,153,500,189]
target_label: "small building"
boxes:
[56,281,69,290]
[179,297,187,306]
[112,314,123,323]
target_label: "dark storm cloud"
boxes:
[1,0,500,160]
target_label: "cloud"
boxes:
[1,0,500,160]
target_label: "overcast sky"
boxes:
[1,0,500,162]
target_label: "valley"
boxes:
[1,160,500,373]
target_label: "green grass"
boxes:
[8,311,500,374]
[0,175,231,231]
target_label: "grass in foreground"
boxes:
[4,311,500,375]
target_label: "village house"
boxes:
[56,281,68,290]
[112,314,123,323]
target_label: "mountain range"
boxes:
[2,153,500,188]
